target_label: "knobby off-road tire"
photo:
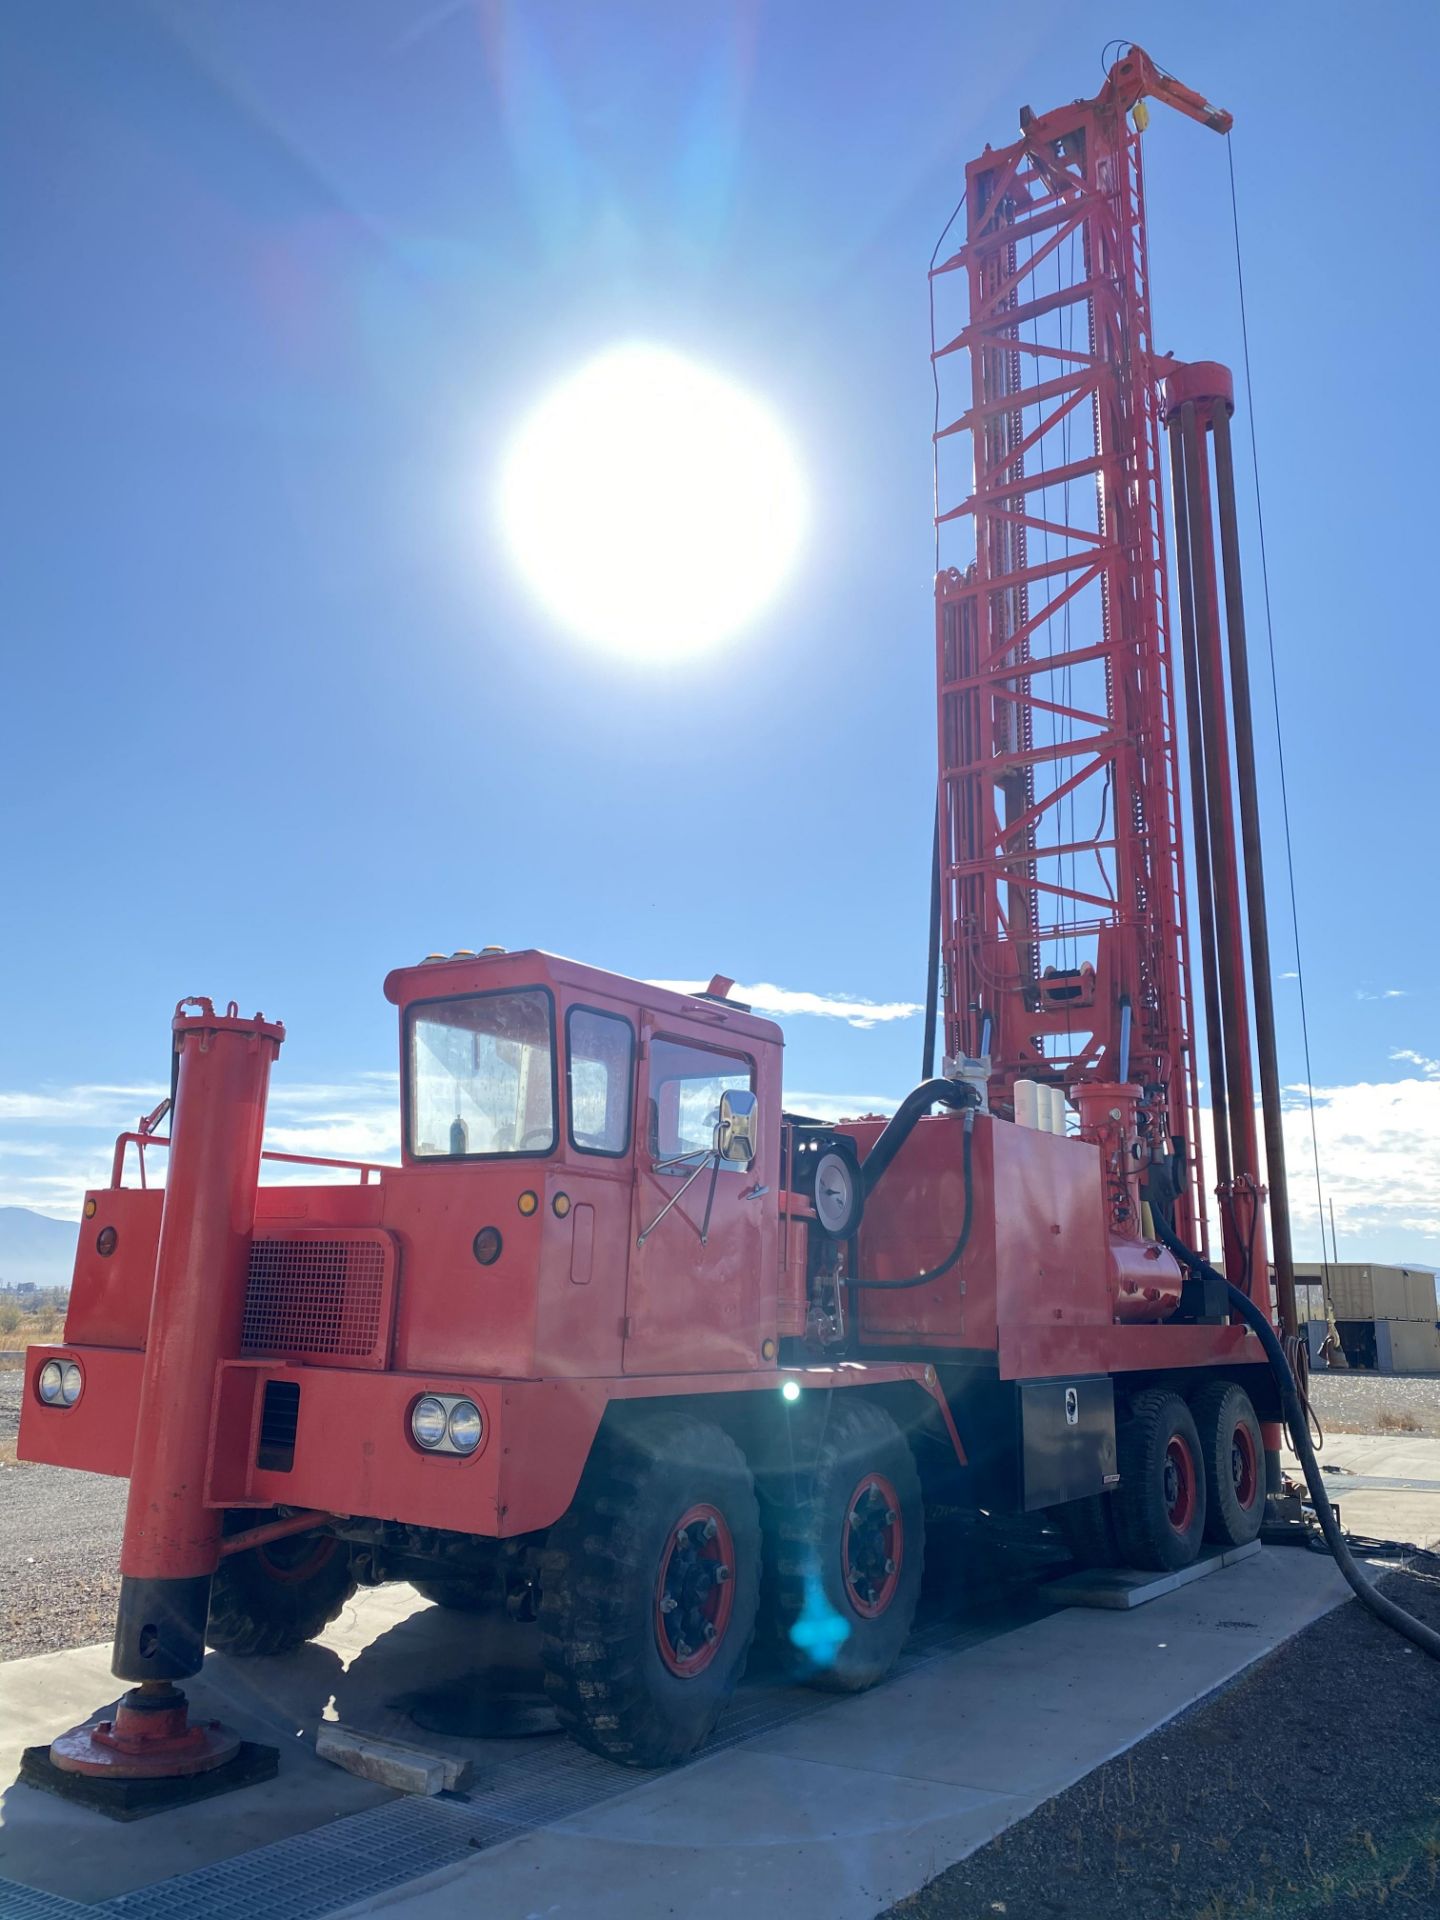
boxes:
[1052,1491,1122,1568]
[1191,1379,1265,1548]
[760,1396,924,1693]
[206,1511,357,1657]
[1113,1388,1207,1573]
[538,1411,761,1767]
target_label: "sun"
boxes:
[498,343,807,661]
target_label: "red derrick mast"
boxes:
[931,47,1236,1258]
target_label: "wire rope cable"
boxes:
[1225,134,1331,1299]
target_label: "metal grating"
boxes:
[0,1882,92,1919]
[242,1235,393,1369]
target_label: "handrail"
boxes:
[109,1131,391,1190]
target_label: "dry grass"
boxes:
[1375,1408,1426,1433]
[0,1306,66,1352]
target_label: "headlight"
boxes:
[59,1360,83,1406]
[411,1396,449,1449]
[38,1360,64,1405]
[410,1392,485,1455]
[447,1400,483,1454]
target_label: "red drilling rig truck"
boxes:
[20,45,1299,1783]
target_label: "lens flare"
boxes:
[499,342,807,660]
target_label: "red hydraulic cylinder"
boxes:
[111,997,284,1683]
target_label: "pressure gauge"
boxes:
[814,1148,864,1239]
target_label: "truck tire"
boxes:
[538,1411,761,1767]
[1190,1379,1264,1548]
[1113,1389,1207,1573]
[206,1511,357,1657]
[1052,1492,1122,1568]
[760,1396,924,1693]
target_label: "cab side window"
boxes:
[567,1007,635,1155]
[648,1038,752,1170]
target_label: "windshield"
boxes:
[408,989,555,1158]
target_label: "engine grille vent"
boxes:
[242,1232,396,1370]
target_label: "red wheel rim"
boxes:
[655,1504,735,1677]
[1163,1435,1196,1534]
[255,1533,337,1586]
[842,1473,903,1619]
[1231,1420,1259,1511]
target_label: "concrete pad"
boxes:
[334,1548,1352,1920]
[1047,1537,1260,1609]
[1284,1432,1440,1550]
[0,1587,451,1901]
[333,1760,1026,1920]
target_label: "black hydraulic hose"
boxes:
[861,1076,978,1200]
[1153,1217,1440,1662]
[848,1109,975,1291]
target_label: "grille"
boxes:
[242,1233,395,1369]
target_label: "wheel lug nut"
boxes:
[660,1593,678,1613]
[701,1518,717,1541]
[703,1622,717,1642]
[884,1510,898,1527]
[883,1558,895,1575]
[714,1564,731,1583]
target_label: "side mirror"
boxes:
[715,1089,759,1165]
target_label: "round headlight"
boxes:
[38,1360,65,1405]
[411,1396,449,1450]
[447,1400,483,1454]
[472,1226,503,1267]
[59,1361,83,1407]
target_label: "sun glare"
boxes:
[499,343,807,661]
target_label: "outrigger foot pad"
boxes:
[22,1680,278,1820]
[19,1739,278,1822]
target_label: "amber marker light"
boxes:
[553,1193,572,1218]
[518,1191,538,1216]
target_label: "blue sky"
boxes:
[4,1,1439,1264]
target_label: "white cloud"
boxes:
[1187,1073,1440,1267]
[782,1091,902,1124]
[649,981,921,1030]
[0,1075,399,1220]
[0,1084,166,1125]
[1391,1049,1440,1079]
[1356,987,1408,1001]
[1278,970,1299,981]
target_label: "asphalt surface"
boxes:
[886,1558,1440,1920]
[0,1368,124,1659]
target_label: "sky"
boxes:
[3,0,1439,1267]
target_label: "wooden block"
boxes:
[315,1723,470,1795]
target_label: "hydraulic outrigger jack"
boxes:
[26,998,286,1818]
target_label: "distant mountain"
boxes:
[0,1207,78,1290]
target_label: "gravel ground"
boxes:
[886,1558,1440,1920]
[1309,1369,1440,1437]
[0,1369,124,1659]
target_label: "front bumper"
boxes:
[18,1347,604,1538]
